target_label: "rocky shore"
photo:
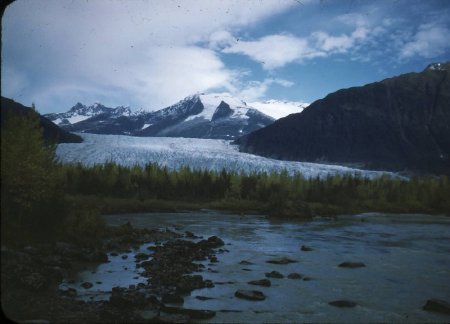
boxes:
[1,222,225,323]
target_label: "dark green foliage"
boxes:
[1,112,65,243]
[61,162,450,218]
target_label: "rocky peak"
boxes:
[424,62,450,71]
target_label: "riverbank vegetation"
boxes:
[2,112,449,246]
[62,163,450,218]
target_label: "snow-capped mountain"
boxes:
[45,102,132,126]
[45,93,275,140]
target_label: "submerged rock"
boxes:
[266,257,297,264]
[287,273,302,279]
[235,290,266,301]
[300,245,313,252]
[338,262,366,268]
[80,282,93,289]
[198,236,225,248]
[265,271,284,278]
[423,299,450,314]
[195,296,215,301]
[329,300,357,308]
[248,279,271,287]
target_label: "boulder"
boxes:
[423,299,450,314]
[328,300,357,308]
[81,282,93,289]
[300,245,313,252]
[287,273,302,279]
[248,279,271,287]
[135,252,150,261]
[338,262,366,268]
[265,271,284,278]
[198,236,224,248]
[266,257,297,264]
[235,290,266,301]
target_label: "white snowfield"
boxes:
[56,133,395,179]
[185,93,250,122]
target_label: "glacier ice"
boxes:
[56,133,396,179]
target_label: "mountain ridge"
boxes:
[45,93,275,140]
[237,62,450,174]
[1,97,83,144]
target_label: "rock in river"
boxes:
[287,273,302,279]
[338,261,366,268]
[248,279,271,287]
[235,290,266,301]
[265,271,284,278]
[423,299,450,314]
[328,300,357,308]
[80,282,93,289]
[266,257,297,264]
[300,245,313,252]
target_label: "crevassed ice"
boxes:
[56,133,396,179]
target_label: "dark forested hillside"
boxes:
[1,97,82,143]
[237,63,450,174]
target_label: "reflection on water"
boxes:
[65,212,450,323]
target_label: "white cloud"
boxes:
[1,0,295,112]
[236,78,294,102]
[400,23,450,58]
[222,21,371,70]
[223,34,323,69]
[312,26,368,53]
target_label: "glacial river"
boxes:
[62,211,450,323]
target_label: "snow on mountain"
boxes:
[45,102,132,126]
[56,133,396,179]
[248,100,309,119]
[185,93,250,121]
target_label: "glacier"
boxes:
[56,133,396,179]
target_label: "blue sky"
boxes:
[2,0,450,114]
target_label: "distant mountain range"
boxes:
[1,97,82,144]
[237,62,450,174]
[45,93,282,140]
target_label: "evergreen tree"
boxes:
[1,111,64,243]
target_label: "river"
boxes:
[61,211,450,323]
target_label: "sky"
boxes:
[2,0,450,115]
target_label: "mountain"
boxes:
[45,93,275,140]
[237,62,450,174]
[45,102,132,126]
[1,97,83,143]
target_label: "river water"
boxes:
[62,211,450,323]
